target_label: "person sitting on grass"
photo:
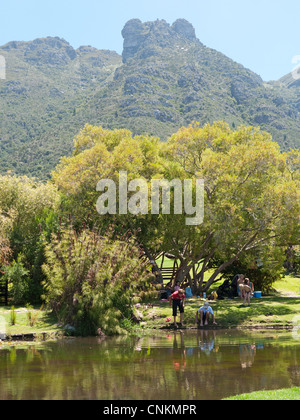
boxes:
[196,301,217,327]
[169,288,185,328]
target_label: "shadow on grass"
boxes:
[147,296,300,329]
[213,297,299,327]
[264,297,300,305]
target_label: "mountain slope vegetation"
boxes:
[0,18,299,178]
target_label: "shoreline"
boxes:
[1,292,300,344]
[0,330,63,343]
[0,323,296,345]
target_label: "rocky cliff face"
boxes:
[171,19,197,41]
[3,37,77,67]
[0,19,300,178]
[122,18,199,63]
[118,18,300,152]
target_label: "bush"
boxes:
[3,254,30,305]
[42,227,151,336]
[287,246,300,275]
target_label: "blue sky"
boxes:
[1,0,300,80]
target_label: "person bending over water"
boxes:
[196,302,217,327]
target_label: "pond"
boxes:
[1,329,300,400]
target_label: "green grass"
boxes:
[138,272,300,329]
[0,305,62,336]
[138,295,300,330]
[224,387,300,400]
[273,274,300,296]
[140,270,300,330]
[1,274,300,338]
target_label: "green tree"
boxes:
[51,122,300,293]
[0,175,60,302]
[0,209,14,267]
[3,254,30,305]
[42,226,151,336]
[52,125,163,228]
[161,122,300,292]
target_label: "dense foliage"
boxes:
[0,175,59,303]
[52,122,300,294]
[163,122,300,293]
[42,227,151,335]
[2,19,300,179]
[0,121,299,332]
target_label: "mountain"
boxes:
[0,19,299,179]
[0,37,121,178]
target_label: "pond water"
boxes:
[1,329,300,400]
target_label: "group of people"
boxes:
[168,274,254,328]
[237,275,254,307]
[169,287,217,328]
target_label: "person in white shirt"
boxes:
[196,301,217,327]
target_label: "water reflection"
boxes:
[0,330,300,400]
[239,343,257,369]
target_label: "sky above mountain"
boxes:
[1,0,300,81]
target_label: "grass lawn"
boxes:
[1,274,300,338]
[137,274,300,330]
[272,274,300,296]
[224,387,300,400]
[137,295,300,330]
[0,305,62,337]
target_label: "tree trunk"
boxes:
[142,246,164,283]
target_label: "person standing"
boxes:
[240,278,252,307]
[237,274,245,299]
[169,289,185,327]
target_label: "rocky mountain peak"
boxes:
[121,18,198,63]
[171,19,196,41]
[3,36,77,66]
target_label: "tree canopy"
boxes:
[51,122,300,293]
[1,120,299,332]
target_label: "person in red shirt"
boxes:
[169,289,185,327]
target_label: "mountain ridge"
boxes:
[0,18,299,178]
